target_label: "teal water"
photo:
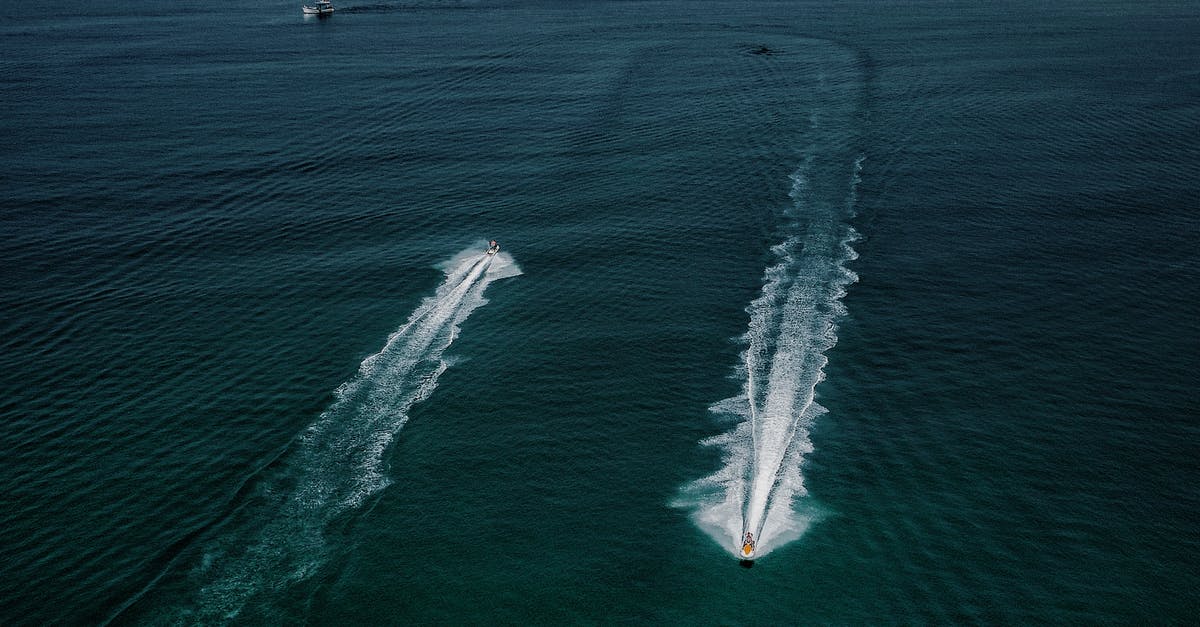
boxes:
[3,0,1198,623]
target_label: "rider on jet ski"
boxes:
[742,531,756,557]
[487,239,500,255]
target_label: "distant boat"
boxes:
[302,0,334,15]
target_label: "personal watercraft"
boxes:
[740,532,756,560]
[486,240,500,255]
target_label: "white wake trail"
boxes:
[677,157,862,559]
[138,246,520,623]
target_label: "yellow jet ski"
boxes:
[740,532,756,560]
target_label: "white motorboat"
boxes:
[302,0,334,15]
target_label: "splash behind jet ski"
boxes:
[486,239,500,255]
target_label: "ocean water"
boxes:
[2,0,1198,623]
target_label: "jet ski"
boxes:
[486,239,500,255]
[740,532,756,560]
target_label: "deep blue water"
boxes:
[2,0,1198,623]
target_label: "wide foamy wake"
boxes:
[131,245,520,623]
[677,157,861,559]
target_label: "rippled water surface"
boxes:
[2,0,1198,623]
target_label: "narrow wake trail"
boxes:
[124,246,520,623]
[678,157,861,560]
